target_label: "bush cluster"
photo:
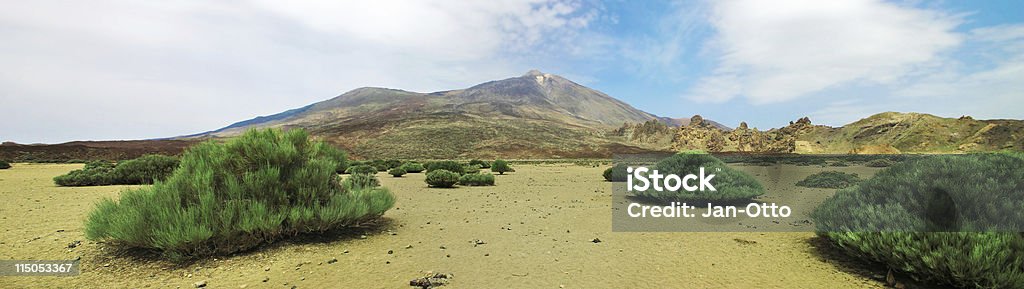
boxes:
[796,171,862,189]
[469,159,491,169]
[632,153,764,203]
[459,173,495,186]
[400,162,425,173]
[426,161,465,175]
[345,164,378,175]
[388,167,407,177]
[0,161,10,169]
[425,169,460,188]
[490,159,513,175]
[84,128,395,259]
[811,154,1024,288]
[343,172,380,189]
[864,158,895,167]
[54,156,179,186]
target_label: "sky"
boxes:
[1,0,1022,143]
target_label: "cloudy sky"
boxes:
[2,0,1022,143]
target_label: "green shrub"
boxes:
[388,167,407,177]
[459,173,495,186]
[343,173,380,189]
[316,144,349,173]
[425,169,459,188]
[426,161,465,175]
[603,163,628,182]
[491,159,513,175]
[796,171,862,189]
[469,159,491,169]
[811,154,1024,288]
[864,158,895,167]
[463,164,481,174]
[54,161,116,186]
[112,155,179,184]
[828,161,849,167]
[345,164,378,175]
[0,161,10,169]
[633,153,763,203]
[84,128,395,259]
[400,162,425,173]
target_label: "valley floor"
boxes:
[0,163,887,288]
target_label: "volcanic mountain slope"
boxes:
[670,112,1024,154]
[191,70,671,159]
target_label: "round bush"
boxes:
[388,167,407,177]
[811,154,1024,288]
[84,128,395,259]
[490,159,513,175]
[463,164,482,174]
[469,159,491,169]
[459,173,495,186]
[343,173,380,189]
[54,161,116,186]
[633,153,764,203]
[426,161,464,175]
[796,171,862,189]
[400,162,425,173]
[345,164,378,175]
[603,163,628,182]
[864,158,895,167]
[0,161,10,169]
[425,169,459,188]
[112,154,179,184]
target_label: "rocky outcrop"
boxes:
[672,116,818,153]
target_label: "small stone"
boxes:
[387,250,393,254]
[439,245,446,250]
[405,245,413,249]
[102,263,111,267]
[474,239,486,245]
[591,238,602,243]
[326,258,337,264]
[262,277,269,283]
[193,280,207,288]
[342,250,349,254]
[359,235,367,239]
[264,266,270,271]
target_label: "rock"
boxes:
[342,249,349,254]
[591,238,602,243]
[326,258,337,264]
[66,240,81,249]
[473,239,486,245]
[264,266,270,271]
[193,280,207,288]
[262,277,269,283]
[387,250,394,254]
[405,245,413,249]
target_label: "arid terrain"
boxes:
[0,163,898,288]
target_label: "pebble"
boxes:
[387,250,394,254]
[193,280,207,288]
[264,266,270,271]
[262,277,269,283]
[326,258,338,264]
[591,238,602,243]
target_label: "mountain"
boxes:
[670,112,1024,154]
[189,70,675,159]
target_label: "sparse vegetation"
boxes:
[345,164,378,175]
[426,161,465,175]
[388,167,407,177]
[603,163,628,182]
[0,161,10,169]
[796,171,862,189]
[400,162,425,173]
[83,128,395,259]
[491,159,513,175]
[469,159,491,169]
[633,153,764,203]
[343,172,381,189]
[811,154,1024,288]
[425,169,459,188]
[459,173,495,186]
[828,160,849,167]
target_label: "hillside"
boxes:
[189,70,673,159]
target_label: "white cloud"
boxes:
[687,0,963,104]
[0,0,595,143]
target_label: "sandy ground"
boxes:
[0,163,889,288]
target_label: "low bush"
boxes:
[828,160,849,167]
[459,173,495,186]
[343,173,380,189]
[796,171,862,189]
[54,165,115,186]
[603,163,628,182]
[864,158,895,167]
[425,169,459,188]
[400,162,425,173]
[491,159,513,175]
[426,161,465,175]
[84,128,395,259]
[632,153,763,203]
[469,159,491,169]
[463,164,482,174]
[811,154,1024,288]
[0,161,10,169]
[388,167,407,177]
[345,164,378,175]
[112,154,179,184]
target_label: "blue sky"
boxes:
[2,0,1022,143]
